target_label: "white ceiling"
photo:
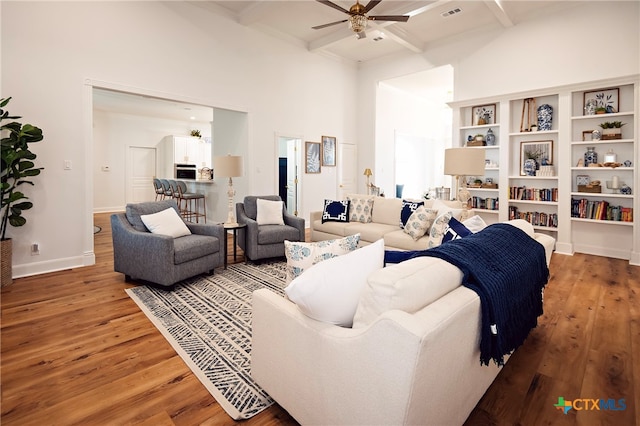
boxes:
[93,1,568,120]
[196,0,567,63]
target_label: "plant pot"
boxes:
[601,128,622,140]
[1,238,12,286]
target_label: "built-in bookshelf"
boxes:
[450,75,639,264]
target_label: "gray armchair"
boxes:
[236,195,305,261]
[111,200,224,289]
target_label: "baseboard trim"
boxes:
[12,251,95,279]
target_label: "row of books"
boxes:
[509,186,558,202]
[571,198,633,222]
[470,197,499,211]
[508,206,559,228]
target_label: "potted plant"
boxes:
[599,121,625,140]
[1,97,44,286]
[595,107,607,114]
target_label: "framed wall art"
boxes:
[305,141,321,173]
[471,103,496,126]
[520,140,553,176]
[583,87,619,114]
[321,135,336,166]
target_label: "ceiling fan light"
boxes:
[348,14,367,33]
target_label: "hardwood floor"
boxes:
[1,213,638,425]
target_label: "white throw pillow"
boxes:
[431,199,464,220]
[140,207,191,238]
[505,219,536,238]
[256,198,285,225]
[352,256,463,328]
[462,215,488,233]
[284,234,361,284]
[285,239,384,327]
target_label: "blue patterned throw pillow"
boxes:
[400,199,425,228]
[322,199,350,223]
[442,217,473,243]
[284,234,361,283]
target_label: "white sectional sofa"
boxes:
[252,220,556,425]
[310,196,468,250]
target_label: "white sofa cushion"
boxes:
[285,238,384,327]
[352,255,463,328]
[463,215,488,233]
[284,234,360,284]
[140,207,191,238]
[371,197,403,226]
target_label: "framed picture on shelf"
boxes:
[583,87,619,114]
[471,103,496,126]
[582,130,594,141]
[321,135,336,167]
[520,140,553,176]
[305,141,321,173]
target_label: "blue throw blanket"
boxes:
[386,223,549,366]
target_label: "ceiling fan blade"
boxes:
[312,19,349,30]
[369,15,410,22]
[363,0,382,13]
[316,0,350,15]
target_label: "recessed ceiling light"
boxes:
[190,116,196,120]
[441,7,462,18]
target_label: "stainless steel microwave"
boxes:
[174,163,197,179]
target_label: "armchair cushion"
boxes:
[257,224,301,245]
[173,234,221,264]
[141,207,191,238]
[256,198,285,225]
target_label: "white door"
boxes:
[127,146,157,203]
[338,143,357,199]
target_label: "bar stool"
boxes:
[160,179,174,200]
[177,180,206,223]
[153,178,165,200]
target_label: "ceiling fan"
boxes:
[313,0,410,39]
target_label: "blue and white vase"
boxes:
[584,147,598,166]
[523,159,537,176]
[537,104,553,131]
[485,128,496,146]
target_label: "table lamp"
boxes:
[214,154,244,225]
[444,148,485,208]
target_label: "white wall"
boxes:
[93,110,212,212]
[1,1,357,277]
[358,1,640,190]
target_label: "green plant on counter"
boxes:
[599,121,625,129]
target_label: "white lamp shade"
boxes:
[444,148,485,176]
[213,155,244,178]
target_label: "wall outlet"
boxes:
[31,243,40,255]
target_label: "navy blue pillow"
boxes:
[442,217,473,243]
[322,199,350,223]
[400,200,424,228]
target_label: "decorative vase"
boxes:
[584,147,598,166]
[523,159,537,176]
[1,238,12,287]
[584,99,597,115]
[485,128,496,146]
[537,104,553,131]
[592,129,602,140]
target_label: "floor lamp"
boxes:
[363,168,373,194]
[444,148,486,208]
[214,155,244,226]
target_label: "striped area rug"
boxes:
[126,260,287,420]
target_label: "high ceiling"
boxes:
[196,0,567,63]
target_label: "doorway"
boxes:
[276,134,302,216]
